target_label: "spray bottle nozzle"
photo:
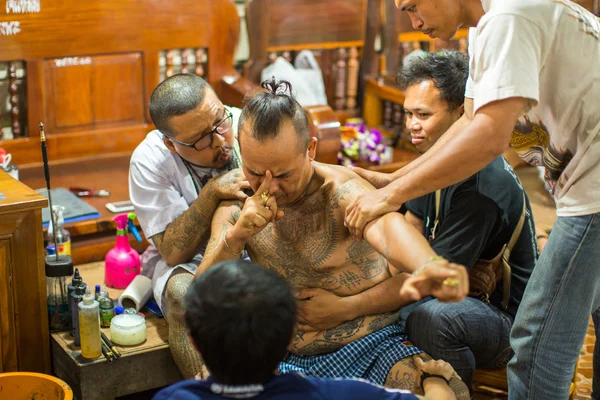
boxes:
[112,213,143,242]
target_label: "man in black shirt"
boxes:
[297,51,537,393]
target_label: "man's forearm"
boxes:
[344,274,413,319]
[364,213,437,274]
[154,182,220,266]
[195,229,246,278]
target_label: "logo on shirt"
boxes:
[210,383,265,399]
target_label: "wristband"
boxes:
[420,371,451,389]
[412,255,445,276]
[224,235,244,256]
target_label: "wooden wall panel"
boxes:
[49,64,93,129]
[42,53,144,134]
[0,1,210,61]
[267,0,367,48]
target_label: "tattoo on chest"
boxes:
[241,190,342,287]
[345,241,389,279]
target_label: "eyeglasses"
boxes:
[166,108,233,152]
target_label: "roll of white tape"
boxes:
[118,274,152,312]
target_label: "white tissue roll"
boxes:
[118,274,152,311]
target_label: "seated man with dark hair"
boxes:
[194,79,470,399]
[153,259,460,400]
[129,73,249,378]
[312,50,537,393]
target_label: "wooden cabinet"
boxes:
[0,170,50,373]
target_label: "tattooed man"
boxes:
[195,79,470,399]
[129,73,249,378]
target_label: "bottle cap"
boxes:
[74,284,86,296]
[114,306,125,315]
[82,286,94,305]
[72,268,82,285]
[45,255,74,277]
[95,284,101,294]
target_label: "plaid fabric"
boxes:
[279,323,422,385]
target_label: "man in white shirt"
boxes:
[344,1,600,398]
[129,73,249,378]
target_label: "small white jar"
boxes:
[110,313,146,346]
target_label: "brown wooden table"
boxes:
[51,261,181,400]
[19,153,149,265]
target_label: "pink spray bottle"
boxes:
[105,213,143,289]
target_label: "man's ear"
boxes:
[458,103,465,117]
[162,135,178,154]
[307,137,318,161]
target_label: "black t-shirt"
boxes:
[405,156,537,317]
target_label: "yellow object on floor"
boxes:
[0,372,73,400]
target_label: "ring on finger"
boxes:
[443,277,460,288]
[261,191,271,207]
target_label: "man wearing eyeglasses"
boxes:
[129,73,250,379]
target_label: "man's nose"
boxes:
[268,180,281,196]
[210,132,226,148]
[409,13,424,30]
[407,119,421,132]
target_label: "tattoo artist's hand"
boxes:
[210,168,251,201]
[400,261,469,302]
[348,166,392,189]
[344,187,401,238]
[232,170,283,241]
[296,288,351,332]
[414,356,458,383]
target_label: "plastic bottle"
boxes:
[71,285,85,346]
[47,205,71,257]
[99,296,114,328]
[94,284,101,301]
[104,213,143,289]
[79,287,101,359]
[66,268,84,333]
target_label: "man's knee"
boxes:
[406,300,458,337]
[164,271,194,321]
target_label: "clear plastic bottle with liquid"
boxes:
[47,205,71,257]
[78,287,102,359]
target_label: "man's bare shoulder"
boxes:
[314,162,375,209]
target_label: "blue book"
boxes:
[37,187,101,227]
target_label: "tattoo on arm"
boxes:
[292,317,367,356]
[153,190,220,265]
[323,316,366,341]
[151,231,173,257]
[367,312,399,333]
[295,339,347,356]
